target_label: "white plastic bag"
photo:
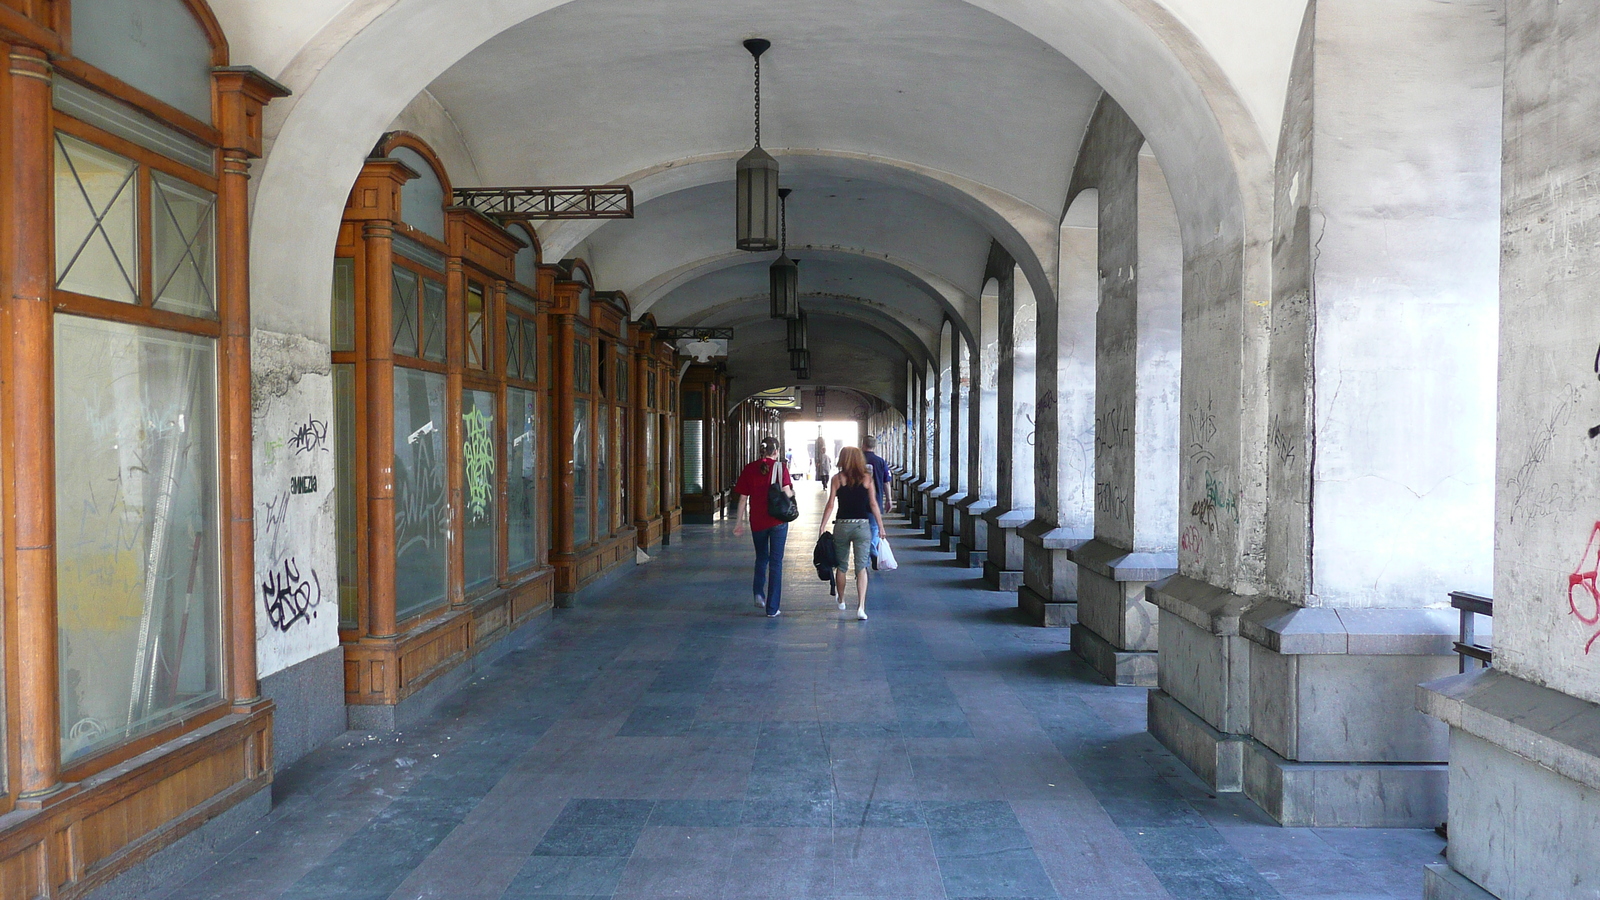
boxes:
[877,536,899,570]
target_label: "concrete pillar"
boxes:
[1155,0,1501,829]
[1071,142,1182,686]
[1420,1,1600,895]
[958,278,1002,566]
[986,264,1038,591]
[1020,193,1098,625]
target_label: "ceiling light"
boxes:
[787,307,808,352]
[770,187,799,319]
[736,38,779,252]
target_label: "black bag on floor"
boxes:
[814,531,838,596]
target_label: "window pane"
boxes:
[55,316,221,763]
[466,284,486,370]
[616,353,628,404]
[596,407,609,537]
[332,259,355,353]
[504,313,521,379]
[645,414,659,519]
[598,344,609,399]
[393,368,448,620]
[507,388,537,570]
[54,134,138,305]
[682,420,703,496]
[462,389,497,593]
[392,266,419,357]
[151,172,216,318]
[334,364,358,627]
[576,340,591,394]
[421,278,447,363]
[615,407,627,530]
[573,398,591,548]
[522,319,539,382]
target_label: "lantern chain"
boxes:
[780,191,787,251]
[754,52,762,146]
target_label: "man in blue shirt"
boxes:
[863,435,892,565]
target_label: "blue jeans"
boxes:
[752,523,788,614]
[870,518,881,559]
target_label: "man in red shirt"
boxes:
[733,436,794,617]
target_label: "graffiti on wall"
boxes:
[1567,522,1600,654]
[262,557,322,633]
[463,406,494,521]
[288,415,329,455]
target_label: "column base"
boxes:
[983,559,1023,592]
[1071,622,1157,686]
[955,545,985,568]
[1242,739,1447,828]
[1148,689,1244,792]
[1017,584,1076,627]
[1423,865,1498,900]
[938,530,956,552]
[1419,668,1600,900]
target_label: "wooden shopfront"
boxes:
[629,317,681,551]
[332,133,556,724]
[549,267,637,600]
[679,364,729,523]
[0,1,287,895]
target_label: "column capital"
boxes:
[212,67,290,158]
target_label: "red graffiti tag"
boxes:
[1567,522,1600,653]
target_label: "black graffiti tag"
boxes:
[288,416,330,454]
[262,557,322,633]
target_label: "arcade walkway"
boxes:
[153,486,1441,900]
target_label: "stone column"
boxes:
[1020,193,1098,625]
[1423,0,1600,889]
[938,339,969,551]
[986,265,1037,591]
[1155,0,1502,829]
[958,282,1001,566]
[1071,138,1182,686]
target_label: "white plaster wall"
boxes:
[1009,266,1038,512]
[1307,0,1500,608]
[251,330,340,678]
[1051,211,1099,534]
[1134,150,1182,552]
[974,283,1002,502]
[386,90,484,187]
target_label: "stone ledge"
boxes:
[1066,538,1177,583]
[1241,600,1456,655]
[983,560,1023,592]
[955,497,996,515]
[1071,622,1157,686]
[982,505,1034,529]
[1018,585,1076,627]
[1018,520,1090,550]
[1418,667,1600,794]
[1422,864,1497,900]
[1243,739,1447,827]
[1147,574,1255,636]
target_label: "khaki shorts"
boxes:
[833,519,872,572]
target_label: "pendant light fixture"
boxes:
[791,348,811,378]
[736,38,779,251]
[786,307,808,352]
[770,188,799,319]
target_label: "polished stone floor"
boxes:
[159,484,1443,900]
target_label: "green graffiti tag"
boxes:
[463,406,494,522]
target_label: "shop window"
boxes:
[576,339,592,394]
[332,259,356,353]
[461,390,497,593]
[573,399,591,547]
[54,134,138,305]
[596,408,610,537]
[682,423,703,496]
[615,407,627,530]
[507,388,539,571]
[644,414,660,519]
[392,267,419,357]
[392,368,448,621]
[333,364,358,628]
[55,317,222,763]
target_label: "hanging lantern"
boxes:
[796,364,811,381]
[790,347,810,371]
[786,308,808,351]
[769,188,799,318]
[736,39,779,251]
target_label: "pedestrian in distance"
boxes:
[734,436,794,618]
[862,435,893,565]
[820,446,886,620]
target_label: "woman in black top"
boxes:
[821,446,885,619]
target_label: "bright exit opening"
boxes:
[784,420,862,482]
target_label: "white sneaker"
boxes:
[856,609,868,621]
[838,601,847,610]
[754,594,765,609]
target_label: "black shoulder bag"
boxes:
[766,461,799,523]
